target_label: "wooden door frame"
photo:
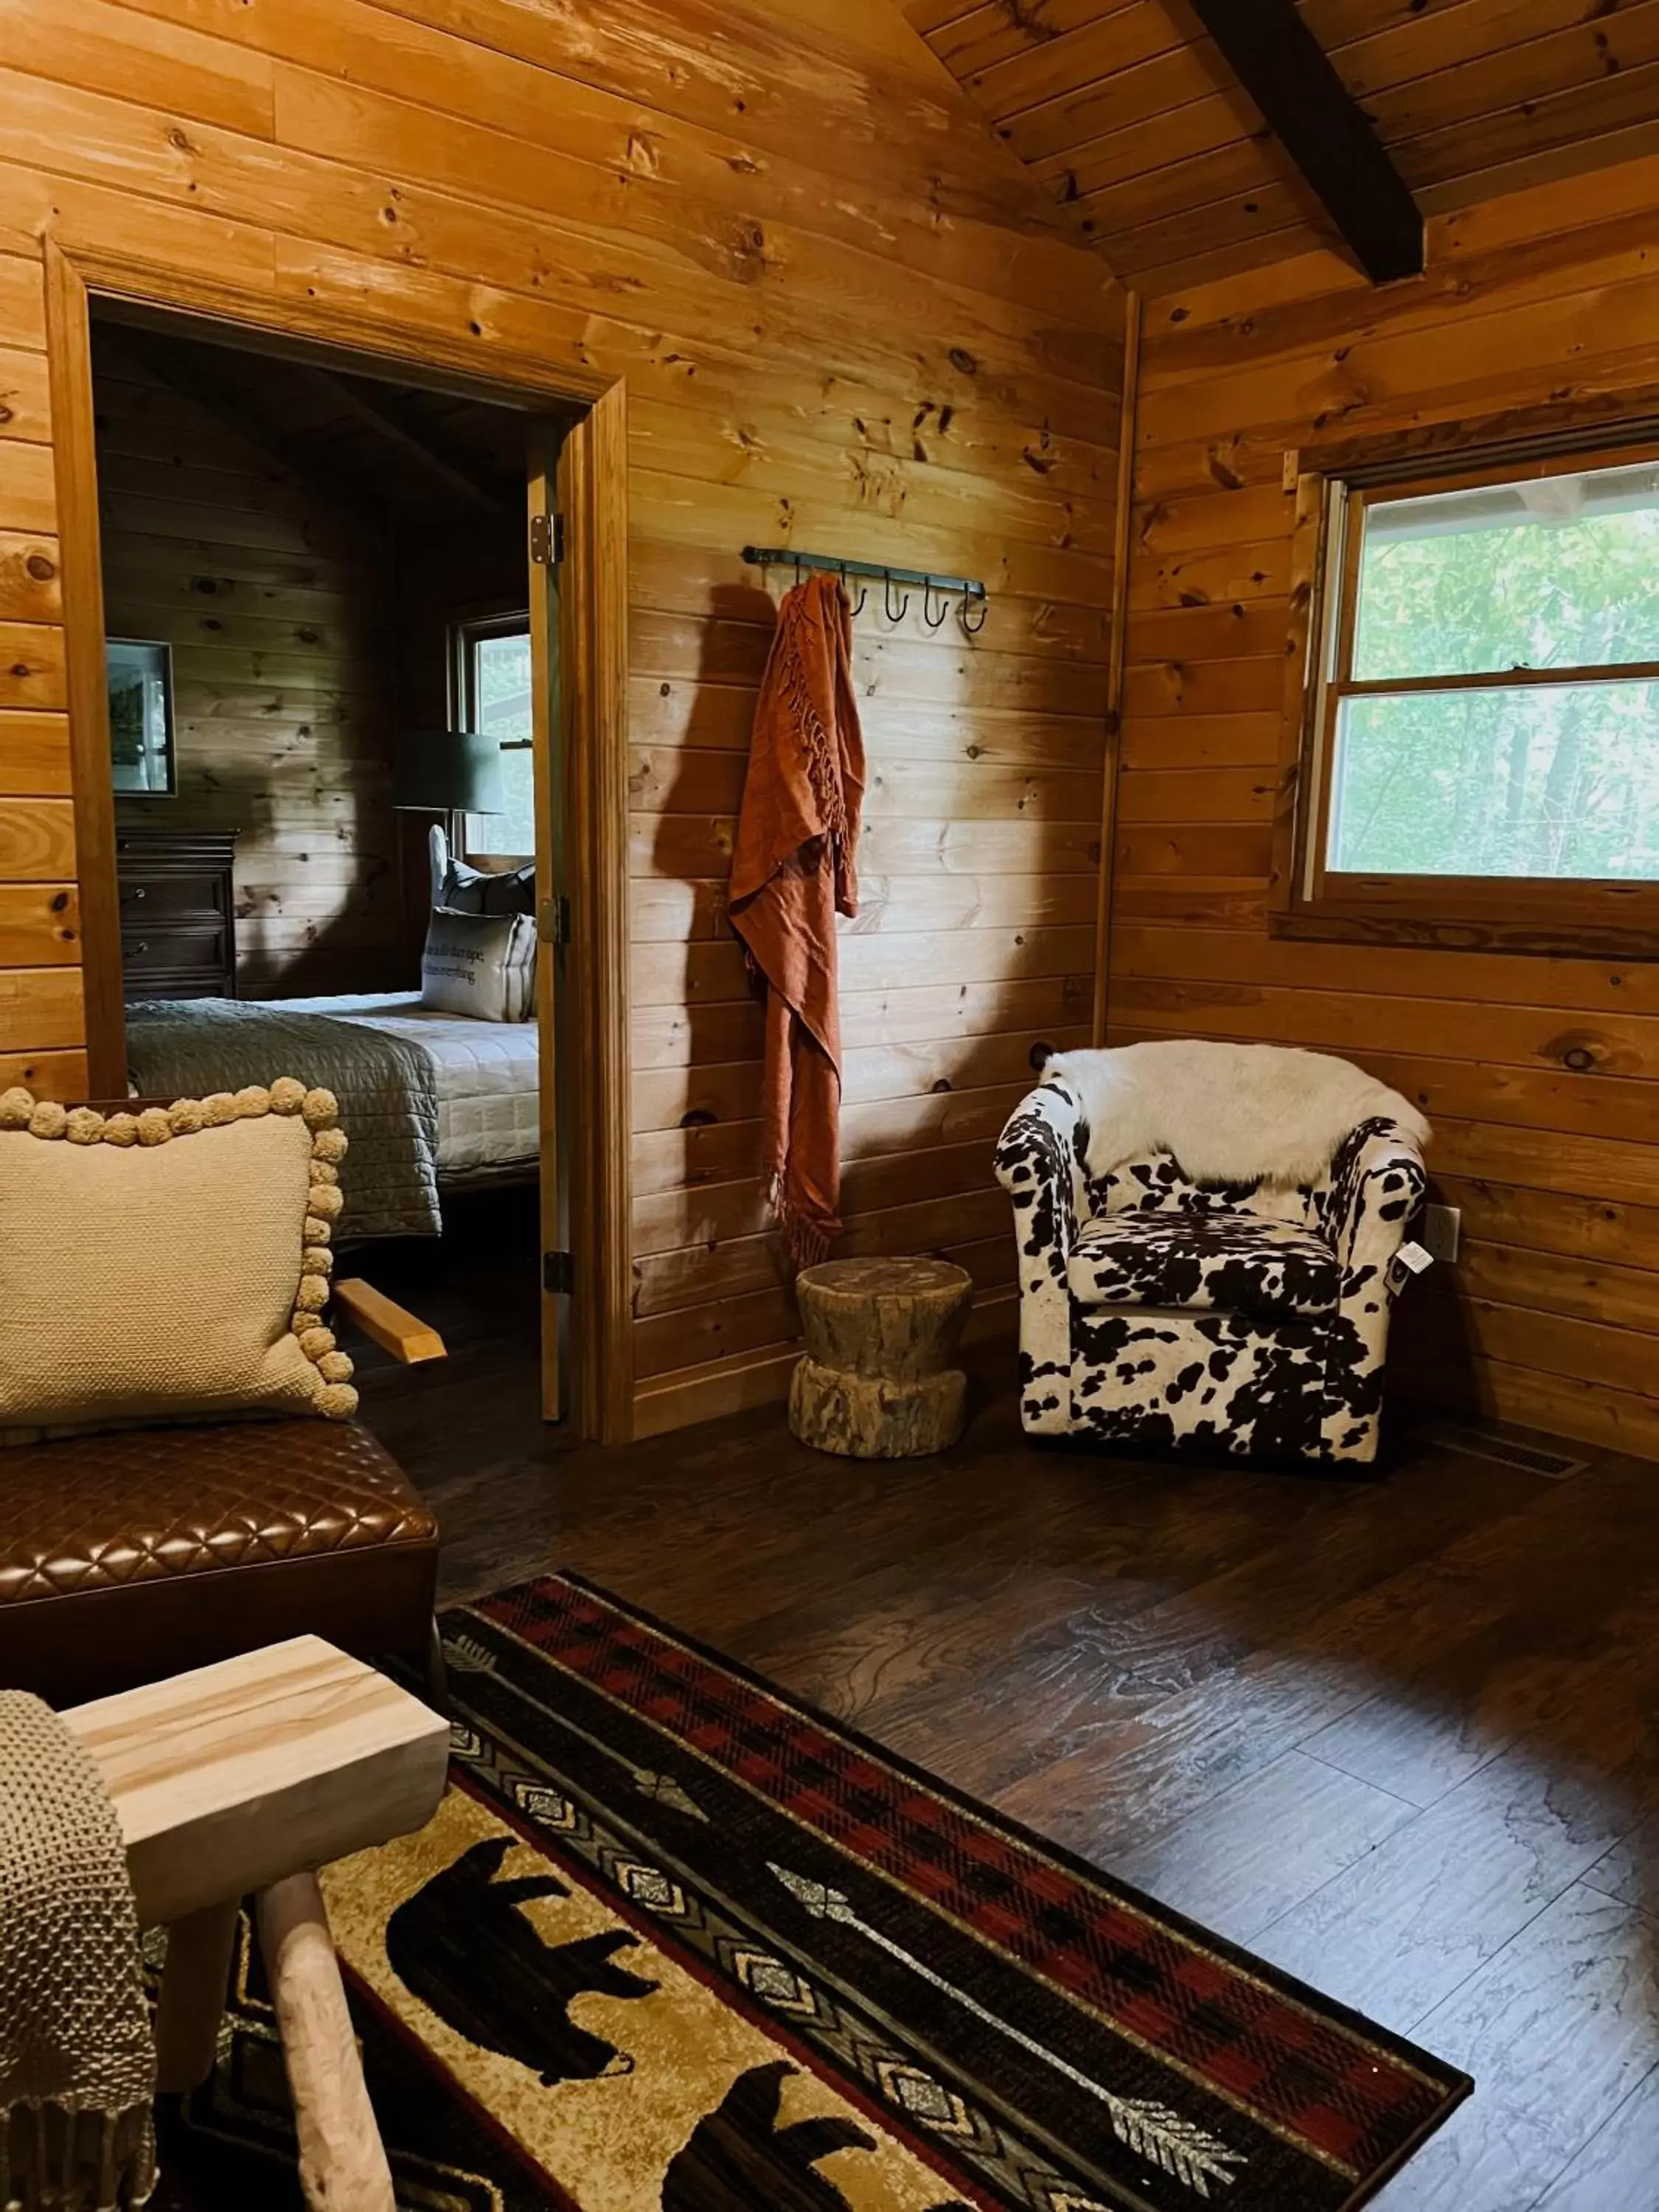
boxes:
[42,240,633,1444]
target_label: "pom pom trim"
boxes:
[1,1079,355,1422]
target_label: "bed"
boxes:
[279,993,540,1179]
[125,992,539,1242]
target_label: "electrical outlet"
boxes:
[1422,1203,1461,1265]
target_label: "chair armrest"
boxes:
[995,1080,1085,1264]
[1317,1119,1427,1463]
[1326,1119,1429,1290]
[333,1279,448,1366]
[996,1080,1086,1437]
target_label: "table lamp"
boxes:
[394,729,505,853]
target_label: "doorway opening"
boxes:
[77,299,583,1434]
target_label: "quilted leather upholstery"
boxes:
[0,1420,439,1705]
[0,1420,434,1605]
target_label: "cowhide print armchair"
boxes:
[993,1073,1428,1466]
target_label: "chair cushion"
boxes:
[1068,1211,1339,1319]
[1094,1150,1262,1215]
[0,1419,438,1705]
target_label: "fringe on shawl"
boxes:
[1,2099,156,2212]
[764,1171,833,1270]
[776,620,846,844]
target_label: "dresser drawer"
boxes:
[119,871,229,922]
[116,829,238,1001]
[122,925,229,980]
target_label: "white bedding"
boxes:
[280,992,540,1175]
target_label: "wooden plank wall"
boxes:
[94,330,403,995]
[0,248,83,1099]
[0,0,1125,1437]
[1110,150,1659,1461]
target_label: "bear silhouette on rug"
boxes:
[386,1835,658,2085]
[662,2059,875,2211]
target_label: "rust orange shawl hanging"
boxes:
[728,573,866,1266]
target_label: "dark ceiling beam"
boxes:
[300,369,511,520]
[1183,0,1424,283]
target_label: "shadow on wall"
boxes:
[1388,1237,1482,1412]
[639,576,1098,1378]
[132,746,410,1001]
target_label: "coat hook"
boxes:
[959,591,989,637]
[922,580,950,630]
[832,563,866,616]
[883,572,910,625]
[793,554,803,589]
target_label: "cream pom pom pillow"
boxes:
[0,1078,358,1445]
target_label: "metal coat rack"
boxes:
[742,546,989,635]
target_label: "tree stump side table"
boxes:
[790,1257,974,1458]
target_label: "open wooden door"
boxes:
[529,422,566,1422]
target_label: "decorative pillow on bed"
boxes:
[421,908,538,1022]
[0,1081,357,1446]
[438,853,536,917]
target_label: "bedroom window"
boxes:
[456,612,535,861]
[1280,440,1659,953]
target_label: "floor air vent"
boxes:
[1418,1420,1589,1481]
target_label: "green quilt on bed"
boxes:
[124,998,442,1240]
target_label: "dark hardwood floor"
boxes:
[353,1205,1659,2211]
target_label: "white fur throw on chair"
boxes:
[1043,1041,1429,1189]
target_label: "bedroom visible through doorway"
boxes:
[83,305,577,1427]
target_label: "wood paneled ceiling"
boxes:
[94,324,531,531]
[905,0,1659,293]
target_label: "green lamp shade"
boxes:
[394,729,505,815]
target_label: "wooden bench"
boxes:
[65,1635,450,2212]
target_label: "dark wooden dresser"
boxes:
[115,828,238,1001]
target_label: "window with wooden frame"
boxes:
[1279,439,1659,954]
[452,608,535,863]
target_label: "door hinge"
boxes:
[543,1249,574,1295]
[537,894,571,947]
[529,511,564,566]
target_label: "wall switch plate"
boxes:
[1422,1203,1461,1264]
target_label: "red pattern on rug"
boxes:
[484,1576,1450,2177]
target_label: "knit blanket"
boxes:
[125,997,442,1240]
[0,1694,156,2212]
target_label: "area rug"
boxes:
[153,1572,1470,2212]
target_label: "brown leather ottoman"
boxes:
[0,1419,440,1707]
